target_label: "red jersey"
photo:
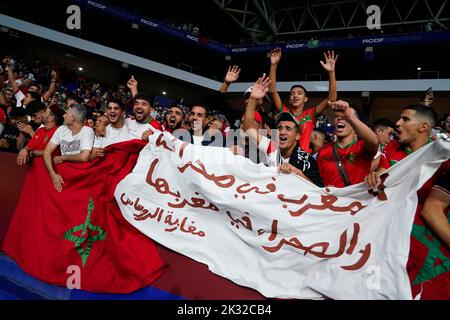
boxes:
[379,140,413,169]
[317,139,375,188]
[281,105,316,153]
[26,126,58,151]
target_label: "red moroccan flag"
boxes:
[407,162,450,300]
[2,140,166,293]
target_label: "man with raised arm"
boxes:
[317,101,378,187]
[268,48,338,153]
[243,76,322,187]
[126,92,163,140]
[4,56,57,106]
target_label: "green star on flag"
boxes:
[411,223,450,285]
[64,197,106,268]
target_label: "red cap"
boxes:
[49,104,66,118]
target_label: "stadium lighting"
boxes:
[78,67,83,71]
[162,91,167,95]
[417,67,422,71]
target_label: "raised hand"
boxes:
[225,65,241,83]
[127,75,138,90]
[320,50,338,72]
[328,100,354,120]
[51,70,58,80]
[270,48,282,65]
[250,75,270,100]
[423,90,434,107]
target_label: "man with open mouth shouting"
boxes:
[317,100,378,188]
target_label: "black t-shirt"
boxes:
[288,144,324,187]
[0,125,19,153]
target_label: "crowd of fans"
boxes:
[0,47,449,297]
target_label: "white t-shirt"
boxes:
[50,125,94,155]
[125,118,156,139]
[93,124,130,148]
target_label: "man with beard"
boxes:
[243,76,323,186]
[126,93,162,139]
[163,102,185,133]
[90,99,129,160]
[269,48,338,153]
[317,100,378,187]
[16,104,64,165]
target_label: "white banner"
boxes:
[115,132,450,299]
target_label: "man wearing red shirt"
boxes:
[16,104,64,165]
[268,48,338,153]
[317,101,378,187]
[365,104,449,299]
[367,104,437,180]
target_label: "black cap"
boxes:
[276,112,301,128]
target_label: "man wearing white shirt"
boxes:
[90,99,129,160]
[125,93,163,139]
[43,104,94,192]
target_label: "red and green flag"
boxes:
[2,140,165,293]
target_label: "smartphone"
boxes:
[424,87,434,106]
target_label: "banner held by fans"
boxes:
[116,132,450,299]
